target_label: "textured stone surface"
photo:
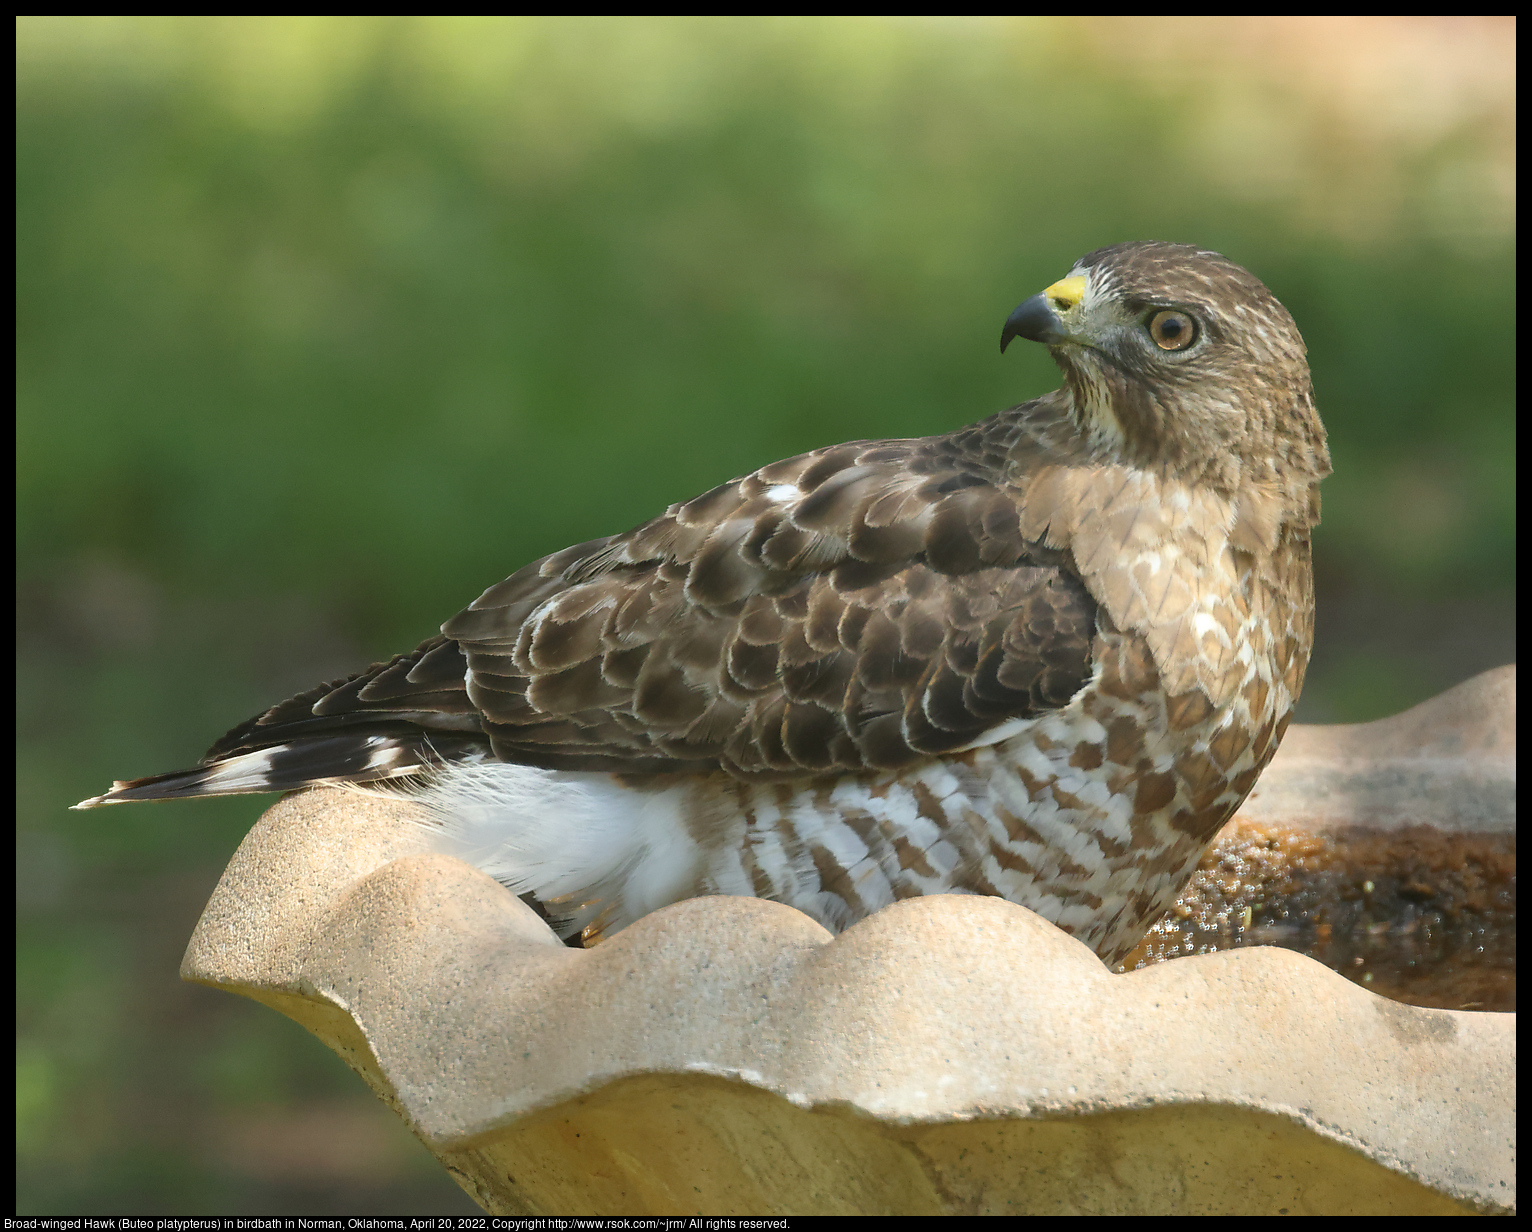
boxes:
[182,670,1517,1215]
[1239,664,1515,833]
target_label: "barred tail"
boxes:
[72,733,481,809]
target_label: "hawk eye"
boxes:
[1147,309,1198,352]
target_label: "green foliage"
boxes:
[20,18,1512,639]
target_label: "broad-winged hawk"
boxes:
[78,241,1331,966]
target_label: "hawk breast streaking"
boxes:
[78,242,1331,966]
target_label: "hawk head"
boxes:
[1002,242,1331,515]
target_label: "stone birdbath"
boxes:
[181,668,1516,1215]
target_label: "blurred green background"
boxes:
[17,16,1515,1214]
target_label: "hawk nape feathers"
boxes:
[78,241,1331,966]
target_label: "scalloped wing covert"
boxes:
[205,428,1099,780]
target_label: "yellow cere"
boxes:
[1043,275,1087,311]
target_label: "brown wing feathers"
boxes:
[200,635,484,761]
[190,431,1100,783]
[447,434,1097,777]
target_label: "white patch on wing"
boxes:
[194,748,280,793]
[947,667,1101,754]
[950,714,1037,752]
[364,737,406,771]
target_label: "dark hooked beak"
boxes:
[1000,293,1066,353]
